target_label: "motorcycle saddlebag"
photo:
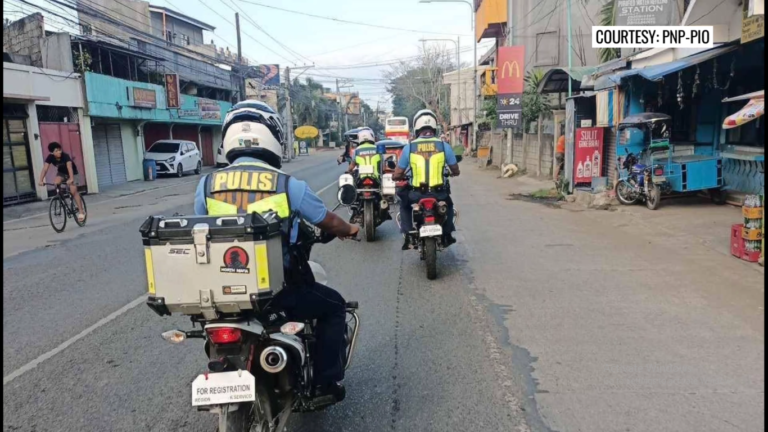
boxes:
[139,213,285,318]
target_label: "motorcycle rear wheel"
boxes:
[615,180,639,205]
[218,402,271,432]
[364,200,376,242]
[645,183,662,210]
[424,237,437,280]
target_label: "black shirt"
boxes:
[45,152,78,176]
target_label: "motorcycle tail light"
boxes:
[280,322,305,335]
[654,167,664,176]
[363,192,371,198]
[425,216,436,224]
[207,327,242,344]
[363,178,374,186]
[420,199,436,210]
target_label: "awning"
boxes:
[722,97,764,129]
[537,66,597,93]
[593,45,738,91]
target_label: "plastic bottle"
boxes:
[592,151,600,177]
[577,161,584,178]
[584,157,591,178]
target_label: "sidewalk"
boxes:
[3,168,214,223]
[470,159,763,274]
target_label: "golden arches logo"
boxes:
[500,61,521,79]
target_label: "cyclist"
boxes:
[39,142,85,222]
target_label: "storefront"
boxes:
[3,63,93,204]
[83,72,230,189]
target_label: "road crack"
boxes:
[389,253,404,430]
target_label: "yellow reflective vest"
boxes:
[354,143,381,179]
[204,161,292,218]
[408,137,447,188]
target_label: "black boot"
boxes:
[401,235,411,251]
[444,233,457,247]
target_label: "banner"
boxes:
[165,74,181,109]
[742,0,765,43]
[574,127,604,184]
[257,64,281,88]
[496,46,525,129]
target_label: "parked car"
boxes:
[216,142,228,167]
[144,140,202,177]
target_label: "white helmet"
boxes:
[413,109,438,136]
[221,104,285,167]
[357,129,375,144]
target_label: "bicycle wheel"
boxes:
[73,195,87,227]
[49,197,67,233]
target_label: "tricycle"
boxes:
[615,113,725,210]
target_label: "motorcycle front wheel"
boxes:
[364,200,376,242]
[645,183,662,210]
[615,180,639,205]
[424,237,437,280]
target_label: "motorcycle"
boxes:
[615,149,666,210]
[336,165,394,242]
[396,160,461,280]
[156,222,361,432]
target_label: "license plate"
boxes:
[192,370,256,406]
[653,176,667,183]
[358,165,374,175]
[420,225,442,237]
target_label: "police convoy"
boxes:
[141,102,460,432]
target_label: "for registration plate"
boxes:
[420,225,442,237]
[653,176,667,184]
[358,165,374,175]
[192,370,256,406]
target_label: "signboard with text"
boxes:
[132,88,157,108]
[165,74,181,109]
[574,127,604,184]
[496,46,525,129]
[742,0,765,43]
[199,98,221,121]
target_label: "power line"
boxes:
[233,0,470,37]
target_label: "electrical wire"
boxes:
[233,0,469,37]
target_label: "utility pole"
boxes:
[284,66,293,160]
[567,0,573,97]
[336,78,343,144]
[235,13,244,102]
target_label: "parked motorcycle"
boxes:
[151,221,361,432]
[615,149,666,210]
[336,165,393,242]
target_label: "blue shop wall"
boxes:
[84,72,232,123]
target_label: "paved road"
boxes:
[3,151,763,432]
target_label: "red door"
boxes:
[144,123,170,150]
[200,127,214,166]
[39,122,87,193]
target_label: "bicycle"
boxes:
[45,182,87,232]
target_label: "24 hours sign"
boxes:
[574,127,604,185]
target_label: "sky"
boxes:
[4,0,495,112]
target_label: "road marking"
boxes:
[3,295,147,385]
[316,180,337,196]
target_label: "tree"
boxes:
[595,0,621,63]
[289,77,336,133]
[386,44,455,130]
[522,69,552,129]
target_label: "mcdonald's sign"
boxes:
[497,46,525,94]
[496,46,525,129]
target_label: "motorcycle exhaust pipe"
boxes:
[260,346,288,373]
[437,201,448,216]
[380,199,389,210]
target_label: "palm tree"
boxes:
[596,0,621,63]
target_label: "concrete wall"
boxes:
[78,0,152,42]
[41,33,74,73]
[149,12,205,46]
[3,13,44,67]
[120,122,142,182]
[3,63,83,107]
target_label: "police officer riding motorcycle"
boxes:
[194,104,360,405]
[343,129,391,240]
[393,109,460,251]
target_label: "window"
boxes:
[149,142,180,153]
[535,31,559,66]
[180,34,190,46]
